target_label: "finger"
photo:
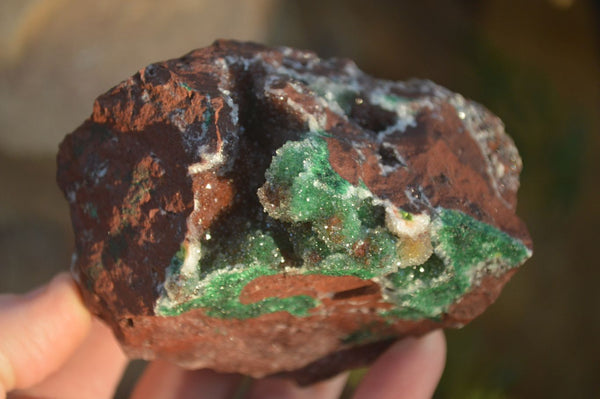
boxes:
[0,273,92,395]
[13,318,128,399]
[352,330,446,399]
[131,360,243,399]
[247,372,348,399]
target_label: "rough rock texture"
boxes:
[57,40,532,383]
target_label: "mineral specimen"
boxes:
[57,40,532,383]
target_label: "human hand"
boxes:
[0,274,445,399]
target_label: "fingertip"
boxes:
[353,330,446,399]
[0,273,93,392]
[390,329,446,364]
[16,318,128,399]
[46,272,92,325]
[132,362,243,399]
[247,372,349,399]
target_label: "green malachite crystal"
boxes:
[156,133,530,320]
[158,231,319,318]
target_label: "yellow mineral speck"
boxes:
[396,234,433,268]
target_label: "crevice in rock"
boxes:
[331,283,380,300]
[192,61,309,275]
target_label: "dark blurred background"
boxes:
[1,0,598,397]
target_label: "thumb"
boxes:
[0,273,92,397]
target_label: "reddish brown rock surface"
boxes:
[57,40,531,383]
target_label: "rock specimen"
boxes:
[57,40,532,383]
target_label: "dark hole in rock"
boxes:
[143,64,171,86]
[349,98,397,133]
[434,173,450,185]
[469,202,484,220]
[332,284,381,300]
[378,143,406,168]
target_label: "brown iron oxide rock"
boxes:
[57,40,532,383]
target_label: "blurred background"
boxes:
[1,0,598,397]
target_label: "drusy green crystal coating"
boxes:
[158,231,319,318]
[383,209,530,319]
[156,133,529,320]
[262,134,400,278]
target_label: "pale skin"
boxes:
[0,273,446,399]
